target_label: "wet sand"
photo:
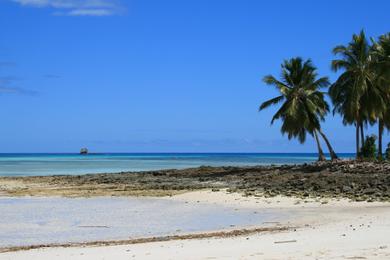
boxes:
[1,190,390,259]
[0,195,283,249]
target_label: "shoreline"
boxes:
[1,190,390,259]
[1,160,390,201]
[0,225,291,254]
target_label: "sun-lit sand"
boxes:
[1,190,390,259]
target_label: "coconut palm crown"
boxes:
[259,57,337,161]
[371,33,390,158]
[329,30,383,158]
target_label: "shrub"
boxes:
[386,143,390,160]
[360,135,377,159]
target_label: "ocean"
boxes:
[0,153,354,177]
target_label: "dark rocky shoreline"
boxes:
[1,160,390,201]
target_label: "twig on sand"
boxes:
[274,240,297,244]
[78,226,110,228]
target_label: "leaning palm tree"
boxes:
[259,57,337,161]
[329,30,378,159]
[371,33,390,159]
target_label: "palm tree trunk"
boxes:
[378,119,384,160]
[314,130,326,161]
[356,123,360,159]
[360,122,365,150]
[318,129,338,160]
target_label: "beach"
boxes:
[3,0,389,258]
[1,161,390,259]
[1,190,390,259]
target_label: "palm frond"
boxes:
[259,95,284,111]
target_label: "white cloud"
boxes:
[0,86,37,95]
[11,0,125,16]
[66,8,114,16]
[0,76,38,96]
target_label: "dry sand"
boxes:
[1,190,390,259]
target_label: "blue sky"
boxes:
[0,0,389,153]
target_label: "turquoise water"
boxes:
[0,153,354,177]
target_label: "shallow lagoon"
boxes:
[0,153,354,176]
[0,196,283,248]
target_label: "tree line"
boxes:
[260,30,390,161]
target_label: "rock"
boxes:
[80,148,89,155]
[363,188,376,195]
[342,185,352,192]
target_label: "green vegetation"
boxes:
[329,31,380,159]
[385,143,390,160]
[260,30,390,161]
[360,135,377,159]
[371,33,390,160]
[259,58,337,161]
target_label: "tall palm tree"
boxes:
[259,57,338,161]
[329,30,378,159]
[371,33,390,159]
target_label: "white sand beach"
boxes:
[1,190,390,260]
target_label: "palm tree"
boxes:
[329,30,378,159]
[259,57,338,161]
[371,33,390,159]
